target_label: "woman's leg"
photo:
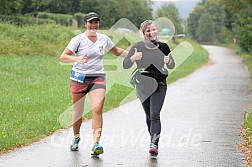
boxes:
[70,92,86,151]
[72,92,86,136]
[141,97,151,134]
[89,88,106,143]
[149,83,167,146]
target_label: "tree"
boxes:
[70,0,82,14]
[0,0,23,15]
[233,6,252,52]
[187,0,226,42]
[196,13,216,42]
[21,0,76,14]
[78,0,152,28]
[187,4,204,39]
[1,0,153,30]
[101,0,120,28]
[128,0,153,27]
[220,0,252,52]
[156,3,183,34]
[203,0,226,35]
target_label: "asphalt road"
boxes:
[0,45,251,167]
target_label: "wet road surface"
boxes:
[0,46,251,167]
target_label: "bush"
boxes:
[37,18,56,25]
[218,27,233,43]
[37,12,73,26]
[0,14,55,26]
[74,13,85,28]
[234,16,252,53]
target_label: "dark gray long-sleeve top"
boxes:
[123,41,175,81]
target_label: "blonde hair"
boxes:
[140,20,154,35]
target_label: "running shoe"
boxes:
[70,137,80,151]
[91,142,104,156]
[149,143,158,157]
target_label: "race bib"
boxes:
[70,70,85,83]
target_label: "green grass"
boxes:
[167,40,208,84]
[0,23,209,154]
[0,55,71,153]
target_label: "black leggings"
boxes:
[137,80,167,146]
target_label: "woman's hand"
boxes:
[130,48,142,63]
[75,55,88,64]
[164,52,172,64]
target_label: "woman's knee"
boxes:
[92,105,103,115]
[150,111,160,120]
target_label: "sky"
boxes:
[151,0,202,19]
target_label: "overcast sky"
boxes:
[151,0,202,19]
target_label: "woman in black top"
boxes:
[123,20,175,157]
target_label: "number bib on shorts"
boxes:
[70,70,85,83]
